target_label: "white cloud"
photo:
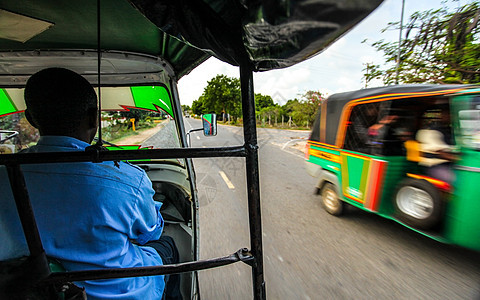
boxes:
[254,67,311,103]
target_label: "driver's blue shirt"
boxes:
[0,136,165,299]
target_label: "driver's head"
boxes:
[24,68,98,141]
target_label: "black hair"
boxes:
[24,68,97,134]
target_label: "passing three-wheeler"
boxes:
[306,85,480,251]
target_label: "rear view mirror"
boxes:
[201,114,217,136]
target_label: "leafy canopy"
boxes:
[192,75,241,119]
[364,1,480,85]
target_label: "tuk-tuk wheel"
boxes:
[321,183,343,216]
[394,178,442,230]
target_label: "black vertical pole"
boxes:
[6,164,50,283]
[6,164,45,257]
[240,65,266,300]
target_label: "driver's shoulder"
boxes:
[97,161,148,183]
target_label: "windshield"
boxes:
[0,85,182,155]
[455,93,480,151]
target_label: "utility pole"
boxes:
[395,0,406,84]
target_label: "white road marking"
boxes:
[196,136,200,140]
[219,171,235,189]
[272,141,304,159]
[281,138,305,150]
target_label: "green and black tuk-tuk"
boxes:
[0,0,383,299]
[305,85,480,252]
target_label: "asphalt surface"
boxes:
[183,118,480,300]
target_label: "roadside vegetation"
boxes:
[363,1,480,85]
[186,75,323,130]
[101,111,166,144]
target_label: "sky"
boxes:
[177,0,472,106]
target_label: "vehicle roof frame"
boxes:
[0,50,175,87]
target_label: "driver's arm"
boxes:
[127,168,164,245]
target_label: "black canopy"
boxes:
[132,0,384,72]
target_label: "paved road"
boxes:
[184,118,480,300]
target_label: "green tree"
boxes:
[191,96,207,116]
[255,94,275,111]
[365,1,480,85]
[255,93,278,126]
[280,91,323,127]
[258,104,282,126]
[200,75,241,121]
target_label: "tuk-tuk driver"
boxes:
[1,68,181,299]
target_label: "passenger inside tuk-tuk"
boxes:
[415,105,458,184]
[346,103,407,155]
[346,103,381,153]
[0,68,181,299]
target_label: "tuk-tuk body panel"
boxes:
[444,91,480,250]
[445,150,480,250]
[374,157,414,215]
[307,144,463,241]
[307,144,398,214]
[306,141,341,173]
[340,151,371,203]
[338,153,408,215]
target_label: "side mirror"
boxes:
[201,114,217,136]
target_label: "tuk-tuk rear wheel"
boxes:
[394,178,442,230]
[321,183,343,216]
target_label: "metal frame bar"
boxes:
[43,248,253,284]
[170,77,202,293]
[0,146,247,165]
[240,65,266,300]
[5,164,45,258]
[4,164,52,288]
